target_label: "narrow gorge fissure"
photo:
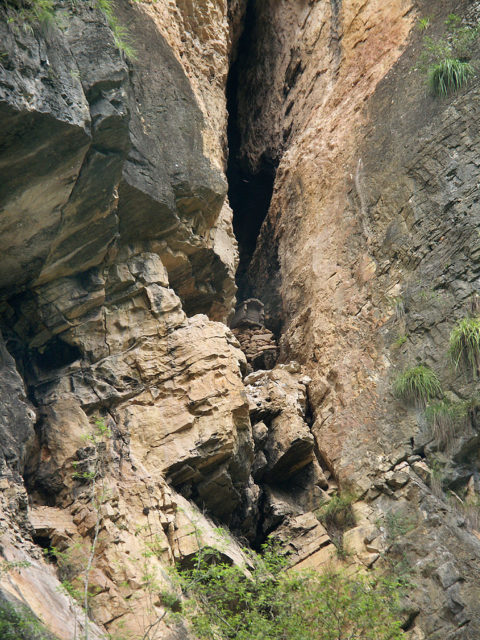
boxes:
[223,6,336,550]
[226,0,276,310]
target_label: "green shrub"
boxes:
[175,542,405,640]
[449,317,480,378]
[425,399,467,449]
[0,601,54,640]
[428,58,474,96]
[394,365,441,406]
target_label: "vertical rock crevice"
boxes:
[226,0,276,316]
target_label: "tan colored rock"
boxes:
[294,544,338,572]
[245,365,313,480]
[273,512,331,563]
[0,538,105,640]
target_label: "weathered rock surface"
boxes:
[233,0,480,636]
[0,0,237,320]
[232,325,278,371]
[0,1,243,636]
[2,0,480,638]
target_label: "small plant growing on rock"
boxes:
[417,16,431,31]
[4,0,137,59]
[425,398,467,449]
[392,334,408,349]
[428,58,474,96]
[449,316,480,378]
[394,365,441,406]
[315,492,356,557]
[418,13,479,96]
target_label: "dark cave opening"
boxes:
[33,336,81,373]
[226,0,276,304]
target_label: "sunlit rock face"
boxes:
[2,0,480,638]
[0,0,241,635]
[231,0,480,636]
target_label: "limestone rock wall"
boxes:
[0,1,243,637]
[2,0,480,639]
[236,0,480,637]
[0,0,237,321]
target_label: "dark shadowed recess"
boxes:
[226,0,276,303]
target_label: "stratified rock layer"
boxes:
[1,0,480,638]
[236,0,480,637]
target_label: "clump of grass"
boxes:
[417,16,431,31]
[449,316,480,378]
[394,365,442,406]
[315,492,356,556]
[425,399,467,450]
[429,458,445,499]
[448,490,480,531]
[5,0,137,59]
[4,0,55,28]
[96,0,136,59]
[418,13,479,97]
[428,58,474,96]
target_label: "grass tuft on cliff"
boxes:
[394,365,441,406]
[449,317,480,378]
[5,0,137,59]
[425,398,467,449]
[418,13,479,97]
[315,492,356,558]
[428,58,474,96]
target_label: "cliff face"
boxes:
[0,1,245,636]
[237,0,480,637]
[1,0,480,638]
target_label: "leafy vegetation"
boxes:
[394,365,441,406]
[418,13,479,96]
[0,601,54,640]
[175,542,405,640]
[449,316,480,378]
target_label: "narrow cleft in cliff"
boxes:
[226,0,276,304]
